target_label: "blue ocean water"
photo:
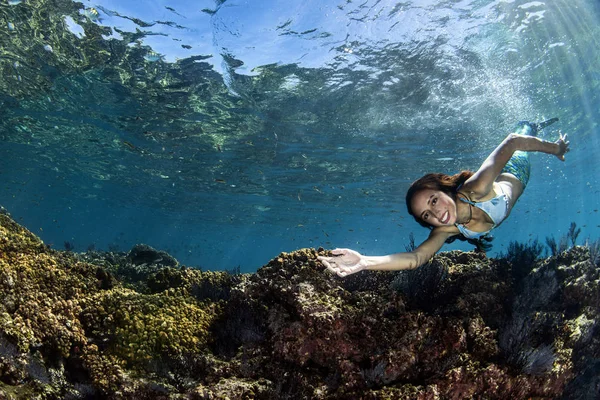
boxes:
[1,0,598,272]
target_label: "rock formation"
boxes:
[0,211,598,399]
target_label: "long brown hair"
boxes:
[405,170,494,251]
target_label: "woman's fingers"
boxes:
[318,257,330,267]
[318,256,339,270]
[317,255,352,277]
[318,249,361,278]
[554,132,571,161]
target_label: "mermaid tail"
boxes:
[505,117,558,187]
[535,117,559,131]
[515,117,559,136]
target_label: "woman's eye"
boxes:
[432,198,437,205]
[423,213,429,220]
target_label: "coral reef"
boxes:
[499,239,545,284]
[77,243,180,293]
[546,222,582,256]
[1,211,599,399]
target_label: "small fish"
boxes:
[8,0,23,5]
[7,22,15,31]
[144,50,163,62]
[43,44,53,53]
[122,140,137,150]
[215,179,226,183]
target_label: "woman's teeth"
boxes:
[441,211,449,224]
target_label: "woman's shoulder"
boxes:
[459,181,503,202]
[431,225,460,236]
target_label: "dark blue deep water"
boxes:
[1,0,599,271]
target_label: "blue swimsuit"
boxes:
[453,119,557,241]
[455,187,510,240]
[454,120,537,240]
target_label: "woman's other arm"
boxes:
[464,132,569,198]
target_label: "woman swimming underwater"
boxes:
[318,119,570,277]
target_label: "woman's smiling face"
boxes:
[410,189,457,227]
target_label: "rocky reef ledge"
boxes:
[0,211,599,399]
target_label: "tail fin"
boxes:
[535,117,559,131]
[515,117,559,137]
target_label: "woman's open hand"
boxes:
[555,132,570,161]
[317,248,368,277]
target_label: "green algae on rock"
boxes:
[1,210,599,399]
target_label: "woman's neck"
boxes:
[455,194,472,225]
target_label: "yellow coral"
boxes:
[82,288,219,368]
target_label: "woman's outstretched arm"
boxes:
[318,228,454,277]
[463,131,569,198]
